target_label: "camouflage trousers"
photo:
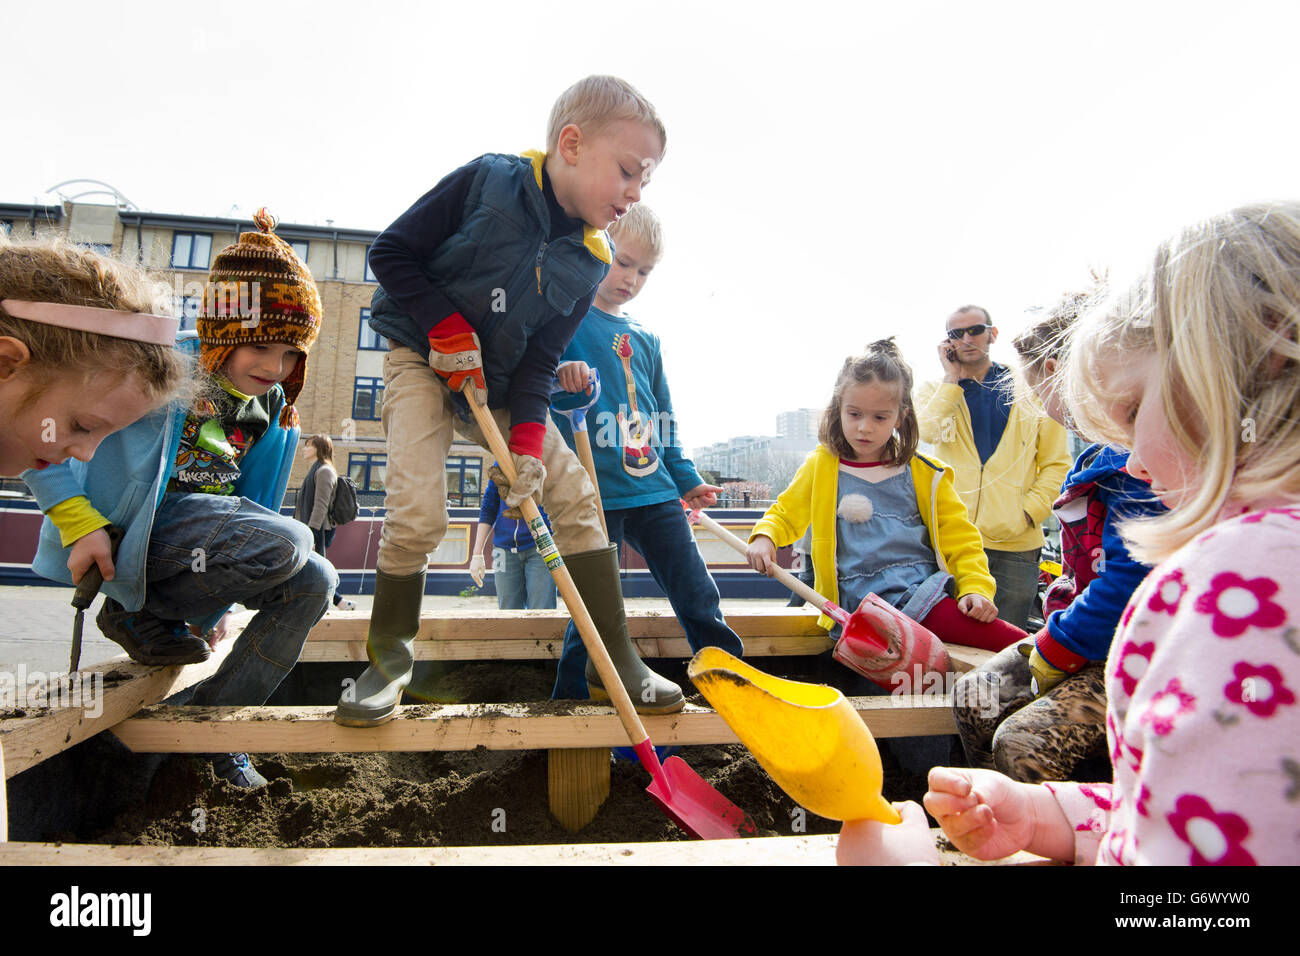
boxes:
[953,638,1107,783]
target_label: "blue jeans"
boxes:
[145,493,337,707]
[984,547,1041,632]
[553,499,743,699]
[493,546,557,610]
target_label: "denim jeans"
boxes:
[144,493,337,707]
[553,499,743,698]
[493,546,557,610]
[984,547,1042,632]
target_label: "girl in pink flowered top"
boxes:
[840,202,1300,866]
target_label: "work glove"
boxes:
[469,554,487,587]
[428,312,486,404]
[488,456,546,519]
[1020,642,1067,698]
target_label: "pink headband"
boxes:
[0,299,179,347]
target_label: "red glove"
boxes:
[428,312,486,400]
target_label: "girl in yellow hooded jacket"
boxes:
[748,340,1026,653]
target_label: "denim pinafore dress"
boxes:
[834,467,953,633]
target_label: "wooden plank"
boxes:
[1,637,236,779]
[308,607,830,641]
[299,634,835,662]
[302,607,992,671]
[0,833,1053,866]
[110,695,957,753]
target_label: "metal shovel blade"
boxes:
[688,648,901,824]
[632,740,758,839]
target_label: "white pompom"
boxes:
[837,493,874,523]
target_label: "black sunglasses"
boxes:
[947,324,991,340]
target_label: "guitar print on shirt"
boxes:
[613,332,660,478]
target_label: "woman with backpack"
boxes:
[296,434,356,611]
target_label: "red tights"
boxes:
[919,596,1026,652]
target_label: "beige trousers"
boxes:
[377,345,606,576]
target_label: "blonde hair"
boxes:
[608,204,664,262]
[1010,276,1106,410]
[819,339,919,466]
[546,75,666,158]
[0,235,191,405]
[1065,201,1300,564]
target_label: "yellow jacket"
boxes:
[915,380,1070,551]
[750,446,995,632]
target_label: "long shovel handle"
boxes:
[687,508,849,627]
[572,430,608,539]
[464,387,650,749]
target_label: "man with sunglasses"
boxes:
[917,306,1070,630]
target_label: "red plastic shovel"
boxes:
[465,386,757,839]
[684,505,952,689]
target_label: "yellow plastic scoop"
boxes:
[689,648,902,824]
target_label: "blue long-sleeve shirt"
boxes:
[477,477,551,552]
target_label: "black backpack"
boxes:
[329,474,360,526]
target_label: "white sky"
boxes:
[6,0,1299,451]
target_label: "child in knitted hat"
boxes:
[27,209,337,789]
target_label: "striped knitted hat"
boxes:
[198,207,321,426]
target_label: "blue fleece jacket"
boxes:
[1038,443,1164,668]
[22,334,299,632]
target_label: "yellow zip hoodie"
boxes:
[915,380,1070,551]
[750,446,995,632]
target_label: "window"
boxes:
[353,376,384,420]
[348,453,386,493]
[290,240,309,264]
[173,295,202,332]
[0,220,11,236]
[171,232,213,269]
[364,243,378,282]
[357,308,386,350]
[81,242,112,256]
[446,455,482,507]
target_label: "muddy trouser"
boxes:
[376,346,606,577]
[953,637,1107,783]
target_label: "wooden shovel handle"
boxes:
[463,387,648,747]
[691,509,846,623]
[572,430,608,540]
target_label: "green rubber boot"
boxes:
[571,545,685,715]
[334,568,425,727]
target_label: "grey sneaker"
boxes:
[212,753,267,789]
[97,598,211,666]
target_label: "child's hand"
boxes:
[836,802,941,866]
[957,593,997,622]
[923,767,1036,861]
[68,527,115,585]
[682,484,721,510]
[557,361,592,394]
[746,535,777,576]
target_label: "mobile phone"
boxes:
[945,345,958,362]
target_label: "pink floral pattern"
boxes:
[1140,677,1196,736]
[1046,507,1300,864]
[1114,640,1155,697]
[1194,572,1286,638]
[1147,569,1187,615]
[1224,662,1297,718]
[1167,794,1256,865]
